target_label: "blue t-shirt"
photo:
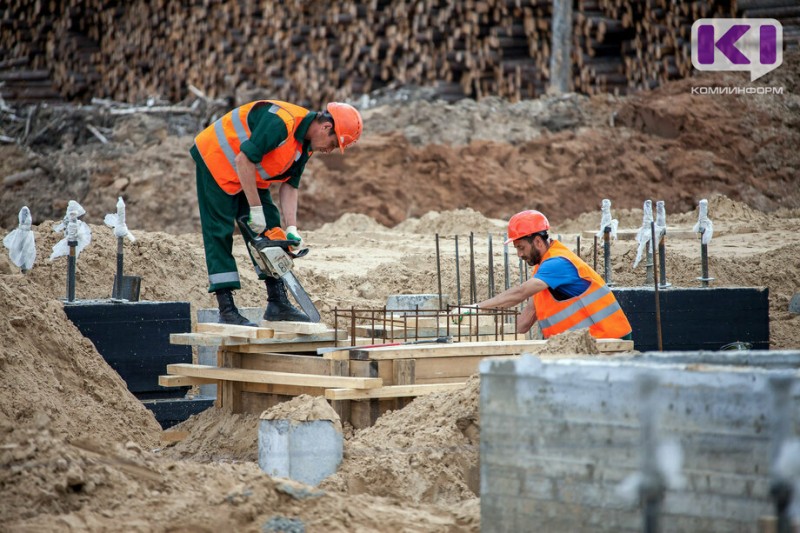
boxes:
[533,257,591,301]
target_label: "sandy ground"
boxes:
[1,56,799,531]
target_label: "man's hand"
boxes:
[248,207,266,234]
[286,225,308,252]
[450,304,479,325]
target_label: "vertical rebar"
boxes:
[114,236,124,298]
[504,236,510,290]
[651,221,663,351]
[469,232,476,304]
[576,235,581,259]
[455,236,461,305]
[658,235,670,288]
[700,237,710,288]
[488,233,495,298]
[66,241,76,302]
[593,235,598,272]
[603,226,612,285]
[435,233,443,310]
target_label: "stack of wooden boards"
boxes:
[8,0,797,105]
[162,321,633,428]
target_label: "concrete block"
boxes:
[790,293,800,314]
[196,307,263,398]
[385,293,446,314]
[258,419,343,486]
[480,352,800,532]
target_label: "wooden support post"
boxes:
[329,358,351,423]
[219,349,242,413]
[393,359,416,409]
[349,360,380,429]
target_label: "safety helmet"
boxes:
[504,210,550,244]
[326,102,363,153]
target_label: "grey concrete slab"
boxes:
[258,419,343,486]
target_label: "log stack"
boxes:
[0,0,793,107]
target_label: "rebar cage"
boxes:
[332,306,521,346]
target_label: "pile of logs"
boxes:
[0,0,795,107]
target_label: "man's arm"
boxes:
[235,151,261,208]
[516,302,537,334]
[278,182,299,227]
[477,276,549,309]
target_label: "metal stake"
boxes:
[503,237,510,291]
[455,236,461,305]
[469,232,476,304]
[698,233,714,287]
[603,226,612,285]
[67,240,77,302]
[435,233,443,310]
[487,233,495,298]
[658,234,671,288]
[593,235,598,272]
[651,221,663,351]
[113,237,124,298]
[576,235,581,259]
[66,211,78,302]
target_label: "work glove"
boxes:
[248,207,266,234]
[286,225,308,252]
[450,304,479,325]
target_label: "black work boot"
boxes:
[215,289,257,327]
[263,277,310,322]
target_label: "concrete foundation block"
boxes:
[480,351,800,532]
[258,419,343,486]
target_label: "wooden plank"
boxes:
[196,322,275,339]
[415,355,484,381]
[170,332,251,347]
[166,363,382,389]
[260,320,331,335]
[242,382,327,397]
[160,430,189,443]
[158,375,217,387]
[351,339,634,360]
[325,382,467,400]
[239,352,331,375]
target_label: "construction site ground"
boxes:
[1,59,799,531]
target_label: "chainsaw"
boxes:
[236,216,321,322]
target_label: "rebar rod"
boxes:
[469,232,476,304]
[488,233,494,298]
[651,221,663,351]
[435,233,443,309]
[455,236,461,305]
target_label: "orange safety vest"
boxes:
[194,100,310,194]
[532,240,632,339]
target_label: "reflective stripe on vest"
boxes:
[532,240,632,339]
[194,100,309,195]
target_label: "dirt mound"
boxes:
[320,376,480,505]
[159,407,260,463]
[2,51,799,233]
[2,421,476,532]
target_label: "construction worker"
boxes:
[461,210,632,340]
[192,100,363,326]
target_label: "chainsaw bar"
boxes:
[281,271,321,322]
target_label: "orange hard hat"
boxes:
[504,210,550,244]
[326,102,363,153]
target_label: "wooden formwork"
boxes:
[163,317,633,429]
